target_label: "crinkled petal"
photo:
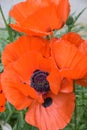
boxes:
[76,41,87,86]
[79,41,87,55]
[51,39,87,79]
[25,92,75,130]
[56,0,70,24]
[21,4,63,32]
[2,36,50,67]
[10,23,51,37]
[9,0,50,22]
[11,51,50,81]
[9,0,70,36]
[47,58,61,95]
[1,69,34,110]
[62,32,84,47]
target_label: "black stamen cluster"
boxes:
[30,70,50,93]
[42,97,52,108]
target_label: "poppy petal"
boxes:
[51,39,87,79]
[1,69,33,110]
[11,51,50,81]
[47,58,61,95]
[76,41,87,86]
[21,5,61,32]
[10,23,51,37]
[9,0,49,22]
[25,92,75,130]
[56,0,70,25]
[10,4,60,36]
[9,0,70,36]
[3,85,32,110]
[2,36,49,67]
[79,41,87,55]
[0,92,6,112]
[60,78,73,93]
[62,32,84,47]
[0,74,6,112]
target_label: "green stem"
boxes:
[67,26,72,32]
[74,102,77,130]
[0,6,7,26]
[5,102,13,123]
[18,111,25,128]
[5,111,13,123]
[6,102,12,111]
[0,5,13,42]
[82,87,85,109]
[74,82,77,130]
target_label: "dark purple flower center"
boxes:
[42,97,52,108]
[30,70,50,93]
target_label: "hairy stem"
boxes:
[0,5,13,42]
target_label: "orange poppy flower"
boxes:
[1,35,75,129]
[2,63,75,129]
[51,32,87,80]
[0,74,6,112]
[9,0,70,36]
[2,35,61,97]
[1,62,75,130]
